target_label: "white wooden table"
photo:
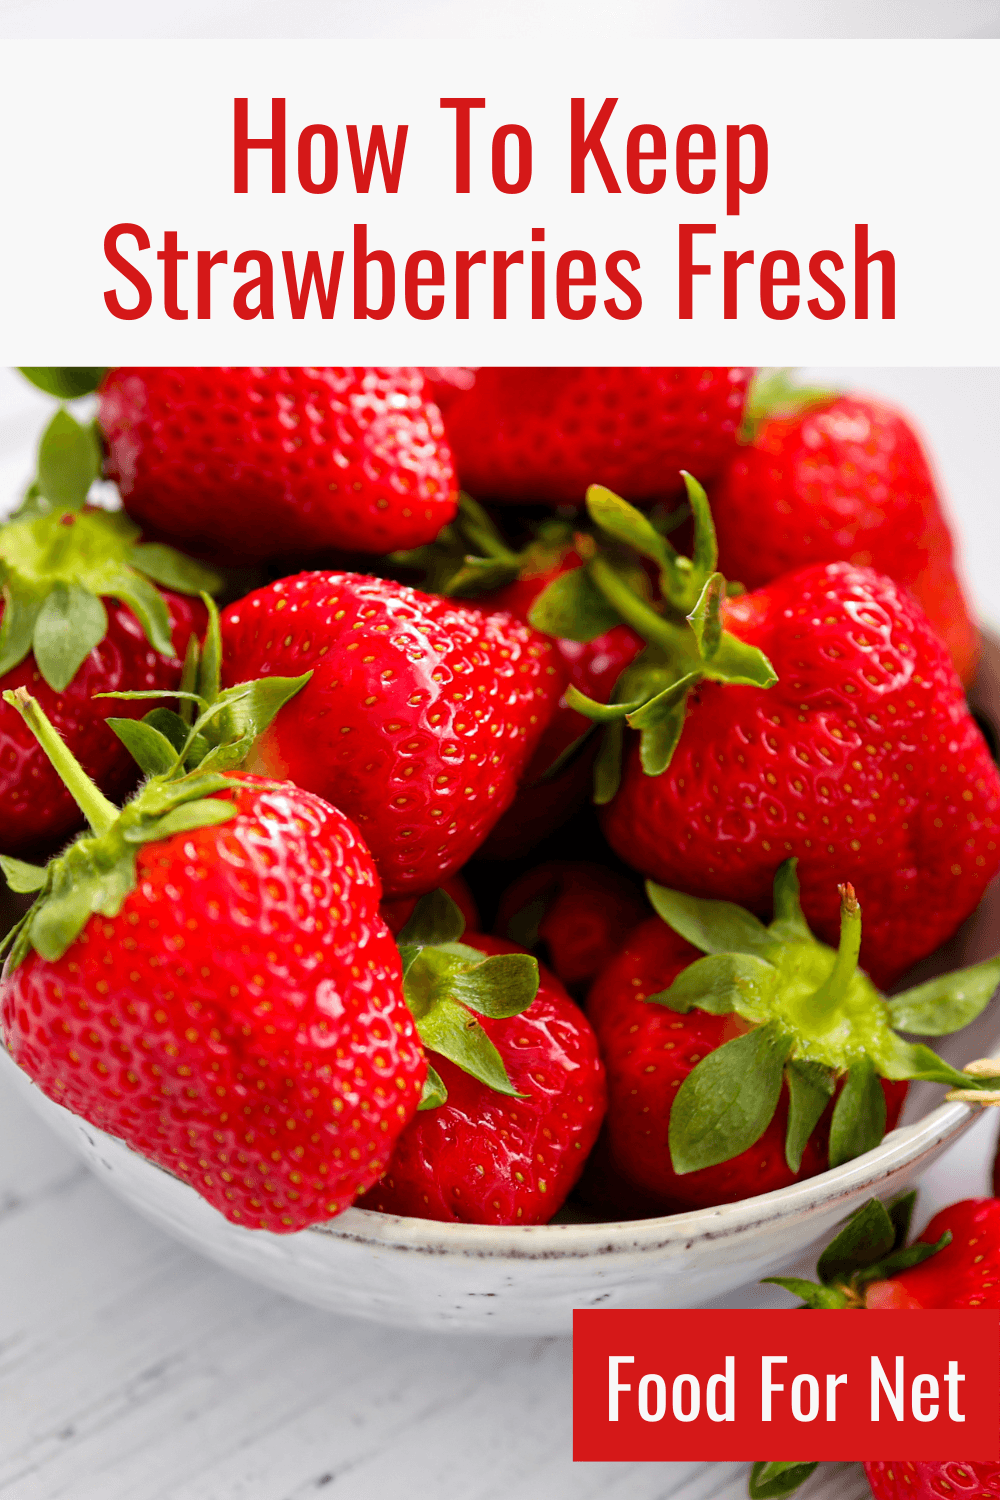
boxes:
[1,365,998,1499]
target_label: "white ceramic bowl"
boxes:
[4,657,999,1336]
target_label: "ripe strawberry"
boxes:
[590,552,1000,990]
[381,872,479,937]
[583,864,1000,1215]
[360,905,606,1225]
[713,380,980,684]
[219,571,566,897]
[751,1197,1000,1498]
[439,367,752,506]
[98,367,458,563]
[495,860,647,994]
[0,678,425,1233]
[1,408,216,857]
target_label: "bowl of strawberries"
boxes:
[2,364,999,1336]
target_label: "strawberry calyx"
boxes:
[391,490,575,598]
[526,475,777,798]
[395,888,540,1109]
[748,1195,952,1497]
[19,367,108,400]
[645,859,1000,1177]
[0,611,310,972]
[0,409,220,691]
[738,367,840,445]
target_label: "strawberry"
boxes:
[360,894,606,1225]
[750,1196,1000,1498]
[713,376,980,684]
[495,860,647,994]
[219,570,566,897]
[1,407,216,857]
[532,483,1000,989]
[583,864,1000,1215]
[98,367,458,563]
[0,663,427,1233]
[439,367,752,506]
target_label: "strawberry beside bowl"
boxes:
[2,865,999,1337]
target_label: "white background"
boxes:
[0,38,998,363]
[2,4,1000,1498]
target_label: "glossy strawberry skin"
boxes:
[583,917,907,1215]
[865,1199,1000,1312]
[0,774,424,1233]
[714,395,980,685]
[380,873,480,937]
[220,572,566,898]
[360,935,606,1225]
[441,367,752,506]
[0,592,205,859]
[495,860,648,993]
[864,1461,1000,1499]
[601,563,1000,990]
[99,367,458,562]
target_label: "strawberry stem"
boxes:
[809,883,863,1024]
[2,686,118,836]
[586,554,692,658]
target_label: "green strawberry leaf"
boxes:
[784,1059,835,1172]
[816,1197,896,1283]
[105,568,175,658]
[19,367,108,400]
[527,566,623,644]
[0,579,44,678]
[35,408,102,509]
[702,631,778,688]
[447,952,539,1019]
[105,717,183,775]
[682,472,719,592]
[142,707,191,754]
[769,859,812,943]
[32,581,108,691]
[828,1058,887,1168]
[888,956,1000,1036]
[760,1278,850,1310]
[593,718,625,805]
[418,1063,448,1111]
[197,594,223,703]
[647,952,777,1017]
[563,685,648,723]
[881,1038,1000,1091]
[0,854,47,892]
[625,674,697,729]
[122,798,238,843]
[130,544,222,598]
[646,881,775,959]
[397,888,467,948]
[748,1462,820,1498]
[860,1231,952,1286]
[888,1189,917,1252]
[586,484,674,572]
[669,1020,793,1175]
[637,703,688,777]
[417,996,523,1098]
[686,572,724,661]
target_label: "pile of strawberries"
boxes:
[1,364,999,1244]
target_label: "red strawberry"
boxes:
[583,867,999,1215]
[752,1197,1000,1499]
[0,684,424,1234]
[381,872,479,937]
[99,367,458,562]
[713,384,980,684]
[440,367,752,506]
[599,560,1000,990]
[864,1463,1000,1499]
[496,860,647,994]
[220,571,566,897]
[0,408,215,857]
[361,932,606,1225]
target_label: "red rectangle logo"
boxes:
[573,1310,999,1462]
